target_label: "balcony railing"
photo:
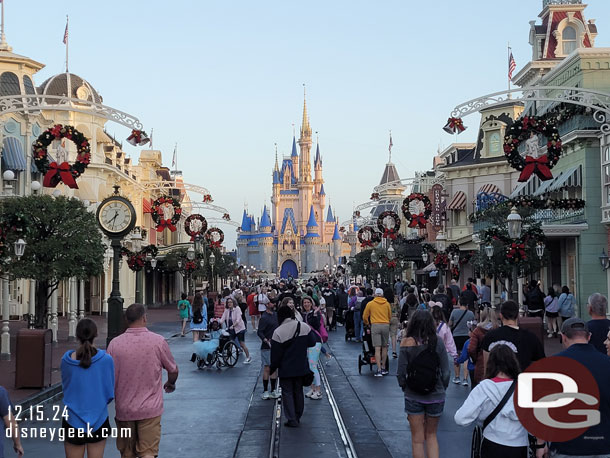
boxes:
[532,207,585,224]
[543,0,581,6]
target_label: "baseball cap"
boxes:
[374,288,384,296]
[560,317,586,334]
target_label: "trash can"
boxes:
[519,316,544,347]
[15,329,53,389]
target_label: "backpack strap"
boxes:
[483,380,517,431]
[451,309,468,332]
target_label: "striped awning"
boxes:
[509,177,539,198]
[1,137,26,171]
[547,166,581,193]
[143,198,152,213]
[447,191,466,210]
[478,183,501,195]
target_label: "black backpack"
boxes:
[406,338,440,394]
[192,308,203,324]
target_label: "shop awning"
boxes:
[1,137,26,171]
[509,177,539,198]
[547,166,581,193]
[447,191,466,210]
[143,198,152,213]
[478,183,501,195]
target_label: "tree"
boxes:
[0,195,105,328]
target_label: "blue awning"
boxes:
[2,137,26,171]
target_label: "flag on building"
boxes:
[508,51,516,80]
[63,18,68,44]
[171,144,177,168]
[389,133,393,153]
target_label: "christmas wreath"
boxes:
[377,211,401,239]
[387,260,397,270]
[151,196,182,232]
[358,226,381,248]
[184,214,208,240]
[32,124,91,189]
[183,260,197,274]
[120,245,158,272]
[504,115,562,182]
[206,227,224,248]
[433,253,449,270]
[402,193,432,228]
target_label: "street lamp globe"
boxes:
[507,207,523,239]
[422,251,429,263]
[377,260,383,268]
[30,180,41,192]
[14,239,26,259]
[3,170,14,181]
[150,257,158,269]
[436,231,447,252]
[370,250,378,263]
[177,260,182,268]
[536,242,545,259]
[600,249,610,271]
[485,244,494,259]
[52,189,61,198]
[199,259,205,268]
[209,253,216,267]
[186,245,196,261]
[387,245,395,260]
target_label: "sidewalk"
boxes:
[0,305,181,404]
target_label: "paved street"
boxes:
[9,317,485,458]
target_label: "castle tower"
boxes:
[259,205,274,273]
[314,141,323,192]
[272,149,280,226]
[304,205,319,272]
[237,209,252,266]
[332,223,342,264]
[297,90,315,231]
[291,135,299,181]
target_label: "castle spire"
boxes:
[0,0,12,52]
[274,143,279,171]
[300,84,312,138]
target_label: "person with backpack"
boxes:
[190,293,207,342]
[397,310,450,458]
[468,305,499,388]
[455,344,546,458]
[177,292,191,337]
[363,288,392,377]
[448,300,474,386]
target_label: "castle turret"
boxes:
[259,205,274,273]
[304,205,319,272]
[332,223,342,264]
[314,141,323,192]
[237,209,251,266]
[291,135,299,181]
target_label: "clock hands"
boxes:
[109,211,118,230]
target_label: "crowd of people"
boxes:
[1,274,609,458]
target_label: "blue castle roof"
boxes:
[307,205,318,228]
[273,169,280,184]
[319,184,325,195]
[326,205,335,223]
[332,224,341,241]
[291,136,298,157]
[260,205,271,228]
[314,143,321,166]
[241,209,251,232]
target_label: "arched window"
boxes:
[562,26,577,55]
[0,72,20,96]
[23,75,35,94]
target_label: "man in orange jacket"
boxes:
[363,288,392,376]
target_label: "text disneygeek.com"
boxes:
[6,425,132,442]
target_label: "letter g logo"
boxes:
[514,357,600,442]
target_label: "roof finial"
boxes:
[0,0,12,52]
[301,83,311,138]
[388,130,393,163]
[274,142,279,171]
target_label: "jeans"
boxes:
[353,311,362,340]
[280,377,305,424]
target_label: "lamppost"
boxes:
[131,229,143,303]
[186,245,196,295]
[436,231,447,285]
[209,252,216,291]
[506,207,523,303]
[600,249,610,271]
[1,238,26,360]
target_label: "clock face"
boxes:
[97,198,134,235]
[489,132,501,154]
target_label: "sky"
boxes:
[6,0,610,247]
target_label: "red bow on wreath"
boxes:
[408,213,428,228]
[507,242,526,260]
[384,229,397,239]
[443,117,467,134]
[361,240,373,248]
[518,154,553,182]
[387,260,397,269]
[209,240,221,248]
[43,162,78,189]
[126,130,150,147]
[156,219,177,232]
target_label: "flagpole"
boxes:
[65,15,69,72]
[1,0,5,47]
[508,42,511,99]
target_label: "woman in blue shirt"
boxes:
[61,318,114,458]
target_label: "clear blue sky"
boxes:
[6,0,610,247]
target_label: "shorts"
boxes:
[545,311,559,318]
[62,417,110,445]
[371,323,390,347]
[389,317,399,336]
[233,330,246,342]
[261,349,271,367]
[453,335,468,352]
[115,416,161,458]
[404,398,444,417]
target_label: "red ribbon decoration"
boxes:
[43,162,78,189]
[408,213,428,228]
[360,240,373,248]
[384,229,397,239]
[443,117,466,134]
[518,154,553,182]
[156,219,177,232]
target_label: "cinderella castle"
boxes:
[237,95,356,278]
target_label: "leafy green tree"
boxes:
[0,195,105,328]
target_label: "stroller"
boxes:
[358,325,389,374]
[344,309,356,341]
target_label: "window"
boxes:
[23,76,35,94]
[606,186,610,205]
[605,147,610,163]
[605,165,610,184]
[0,72,20,96]
[562,26,577,55]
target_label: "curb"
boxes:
[16,383,63,410]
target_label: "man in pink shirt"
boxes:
[107,303,179,458]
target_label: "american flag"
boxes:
[63,19,68,44]
[508,51,516,80]
[389,133,393,153]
